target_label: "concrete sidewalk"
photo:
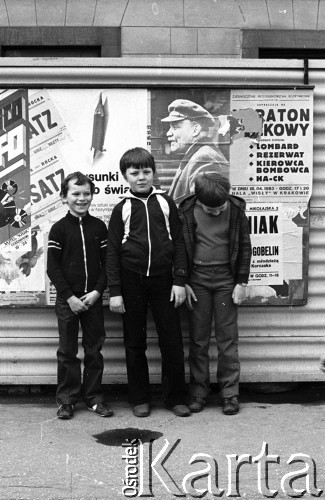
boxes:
[0,383,324,500]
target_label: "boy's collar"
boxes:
[123,186,165,199]
[180,194,245,211]
[130,186,154,198]
[66,210,91,222]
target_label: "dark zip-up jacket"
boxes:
[47,211,107,300]
[178,194,252,284]
[106,187,187,297]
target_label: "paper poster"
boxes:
[0,228,44,292]
[247,203,283,285]
[0,89,31,252]
[31,150,70,226]
[0,87,314,305]
[230,89,313,210]
[151,88,313,305]
[40,89,147,303]
[29,89,72,157]
[0,88,148,305]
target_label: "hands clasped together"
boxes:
[67,290,100,314]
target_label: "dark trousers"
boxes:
[121,267,188,406]
[189,264,240,400]
[55,296,106,407]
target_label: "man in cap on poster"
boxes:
[161,99,229,205]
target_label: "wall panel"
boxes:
[0,58,324,384]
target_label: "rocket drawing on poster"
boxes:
[91,92,109,162]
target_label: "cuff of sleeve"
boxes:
[94,285,105,296]
[173,276,186,287]
[109,285,122,297]
[61,289,74,301]
[236,274,249,285]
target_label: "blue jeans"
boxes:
[189,264,240,399]
[55,296,106,406]
[121,267,188,406]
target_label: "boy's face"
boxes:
[196,199,228,216]
[61,180,93,218]
[124,166,154,194]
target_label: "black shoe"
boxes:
[133,403,150,417]
[171,404,191,417]
[88,402,114,417]
[222,396,239,415]
[188,397,206,413]
[57,403,74,420]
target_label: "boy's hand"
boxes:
[67,295,89,314]
[110,295,126,314]
[80,290,100,307]
[232,284,247,305]
[185,284,197,311]
[170,285,186,308]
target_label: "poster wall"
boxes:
[0,87,313,306]
[151,88,313,305]
[0,88,148,306]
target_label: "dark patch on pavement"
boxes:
[93,427,163,446]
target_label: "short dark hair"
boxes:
[119,147,156,175]
[60,171,95,197]
[195,172,231,207]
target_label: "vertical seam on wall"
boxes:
[266,0,271,29]
[236,0,247,25]
[4,0,10,26]
[34,0,38,26]
[121,0,130,25]
[64,0,68,26]
[92,0,98,26]
[197,27,198,55]
[316,0,320,30]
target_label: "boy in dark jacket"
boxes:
[47,172,113,420]
[106,147,190,418]
[178,172,252,415]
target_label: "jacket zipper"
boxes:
[143,199,151,276]
[129,189,162,276]
[79,218,88,292]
